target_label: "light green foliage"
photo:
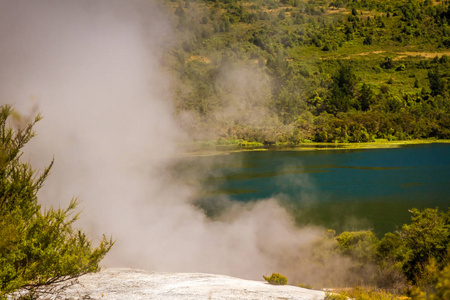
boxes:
[263,273,288,285]
[298,283,313,289]
[334,209,450,293]
[376,208,450,294]
[0,105,114,299]
[432,264,450,300]
[410,264,450,299]
[324,292,348,300]
[400,208,450,285]
[336,230,379,263]
[329,286,404,300]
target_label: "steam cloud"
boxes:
[0,0,364,287]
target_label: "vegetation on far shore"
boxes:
[178,138,450,157]
[163,0,450,144]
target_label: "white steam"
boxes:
[0,0,361,286]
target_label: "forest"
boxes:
[162,0,450,145]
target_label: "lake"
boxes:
[175,143,450,236]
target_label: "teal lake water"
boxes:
[177,144,450,236]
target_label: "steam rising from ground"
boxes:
[0,0,363,287]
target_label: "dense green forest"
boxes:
[162,0,450,145]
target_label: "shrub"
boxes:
[363,36,373,45]
[0,105,114,299]
[396,64,406,71]
[400,208,450,285]
[263,273,288,285]
[324,292,347,300]
[336,230,379,263]
[330,286,403,300]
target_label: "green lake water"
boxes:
[175,143,450,236]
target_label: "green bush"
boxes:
[299,283,313,289]
[336,230,379,262]
[263,273,288,285]
[324,292,347,300]
[0,105,114,299]
[400,208,450,285]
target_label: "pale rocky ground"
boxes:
[47,268,327,300]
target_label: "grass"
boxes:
[177,139,450,157]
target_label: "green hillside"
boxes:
[163,0,450,145]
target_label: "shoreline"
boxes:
[176,139,450,157]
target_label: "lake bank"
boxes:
[177,139,450,157]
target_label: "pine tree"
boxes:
[428,66,445,96]
[0,105,113,299]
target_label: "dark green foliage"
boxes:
[428,66,446,96]
[381,57,395,70]
[363,35,373,45]
[358,83,375,111]
[326,63,359,114]
[263,273,288,285]
[0,105,113,299]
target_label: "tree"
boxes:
[332,63,357,99]
[266,50,292,94]
[381,57,394,69]
[336,230,379,263]
[363,35,373,45]
[358,83,375,111]
[326,63,358,114]
[401,208,449,285]
[0,105,113,299]
[428,66,445,96]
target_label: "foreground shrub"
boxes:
[263,273,288,285]
[327,286,404,300]
[0,105,114,299]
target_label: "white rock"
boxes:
[49,268,326,300]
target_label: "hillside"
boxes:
[161,0,450,145]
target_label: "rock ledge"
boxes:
[52,268,326,299]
